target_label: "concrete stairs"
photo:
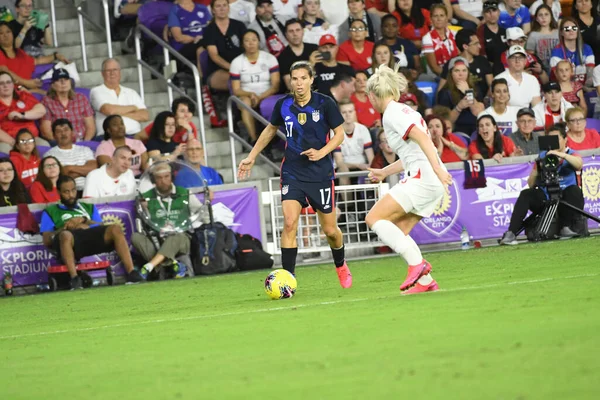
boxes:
[36,0,276,183]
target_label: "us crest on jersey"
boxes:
[312,110,320,122]
[297,113,307,125]
[281,185,289,195]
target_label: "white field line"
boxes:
[1,273,598,341]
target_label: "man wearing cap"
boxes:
[477,1,507,65]
[495,27,547,80]
[438,29,493,96]
[314,34,356,98]
[278,19,319,92]
[399,93,419,112]
[338,0,381,43]
[508,108,542,156]
[532,82,573,132]
[90,58,149,137]
[40,69,96,142]
[498,0,530,34]
[248,0,288,57]
[494,45,541,109]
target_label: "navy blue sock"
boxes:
[331,245,345,268]
[281,247,298,274]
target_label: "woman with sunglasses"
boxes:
[337,19,375,72]
[550,18,595,88]
[564,106,600,150]
[9,128,39,188]
[29,155,62,204]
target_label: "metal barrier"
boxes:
[133,24,207,162]
[227,96,286,183]
[264,172,386,255]
[76,0,112,72]
[49,0,58,47]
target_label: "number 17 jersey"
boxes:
[270,92,344,182]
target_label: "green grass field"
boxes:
[1,238,599,400]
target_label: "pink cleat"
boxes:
[336,262,352,288]
[401,280,439,295]
[399,260,432,291]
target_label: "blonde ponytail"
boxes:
[366,64,408,102]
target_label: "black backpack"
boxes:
[191,222,238,275]
[235,233,274,271]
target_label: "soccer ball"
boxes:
[264,269,297,300]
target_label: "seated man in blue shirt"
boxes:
[175,138,223,189]
[40,175,144,289]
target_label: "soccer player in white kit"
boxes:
[364,65,453,294]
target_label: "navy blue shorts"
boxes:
[281,179,335,214]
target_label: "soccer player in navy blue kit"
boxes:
[238,61,352,288]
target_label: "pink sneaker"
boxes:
[401,280,439,295]
[399,260,432,291]
[336,263,352,288]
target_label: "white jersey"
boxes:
[229,51,279,96]
[382,101,444,177]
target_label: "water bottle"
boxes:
[460,226,470,250]
[92,279,101,287]
[36,283,50,292]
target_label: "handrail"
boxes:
[227,96,287,183]
[134,24,207,163]
[49,0,58,47]
[76,0,112,72]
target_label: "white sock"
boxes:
[143,262,154,272]
[371,220,423,265]
[417,274,433,286]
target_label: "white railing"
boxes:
[133,24,207,163]
[76,0,112,72]
[49,0,57,47]
[227,96,285,183]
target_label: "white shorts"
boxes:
[388,170,445,218]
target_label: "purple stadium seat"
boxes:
[585,91,597,118]
[586,118,600,133]
[33,64,54,80]
[0,152,8,159]
[32,92,43,102]
[138,1,173,39]
[78,141,100,153]
[260,94,286,121]
[75,87,91,99]
[37,146,50,157]
[454,132,470,146]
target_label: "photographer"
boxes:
[132,163,201,280]
[499,123,585,245]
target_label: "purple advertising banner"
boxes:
[0,186,262,287]
[409,156,600,245]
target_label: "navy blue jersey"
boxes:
[270,92,344,182]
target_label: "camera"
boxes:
[536,135,561,198]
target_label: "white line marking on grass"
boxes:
[1,273,598,340]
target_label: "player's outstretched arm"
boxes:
[237,124,279,181]
[408,126,453,188]
[301,124,345,161]
[368,159,404,183]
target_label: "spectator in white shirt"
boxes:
[478,78,520,136]
[83,145,136,198]
[494,45,541,109]
[333,99,374,186]
[229,0,256,25]
[230,29,280,143]
[45,119,97,192]
[532,81,573,132]
[90,58,149,138]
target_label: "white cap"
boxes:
[506,27,526,41]
[507,45,527,58]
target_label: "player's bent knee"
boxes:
[58,230,73,242]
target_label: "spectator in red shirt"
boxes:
[137,98,199,144]
[0,71,48,154]
[0,21,68,93]
[565,106,600,150]
[469,114,517,162]
[370,128,399,172]
[427,114,469,163]
[337,19,375,72]
[351,70,381,129]
[40,69,96,142]
[9,128,40,188]
[365,0,389,17]
[29,155,61,204]
[391,0,431,49]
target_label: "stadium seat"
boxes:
[138,1,172,39]
[586,118,600,133]
[260,94,286,121]
[415,81,438,107]
[37,146,50,157]
[0,152,8,159]
[78,141,100,153]
[454,132,471,146]
[32,64,54,80]
[585,91,598,118]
